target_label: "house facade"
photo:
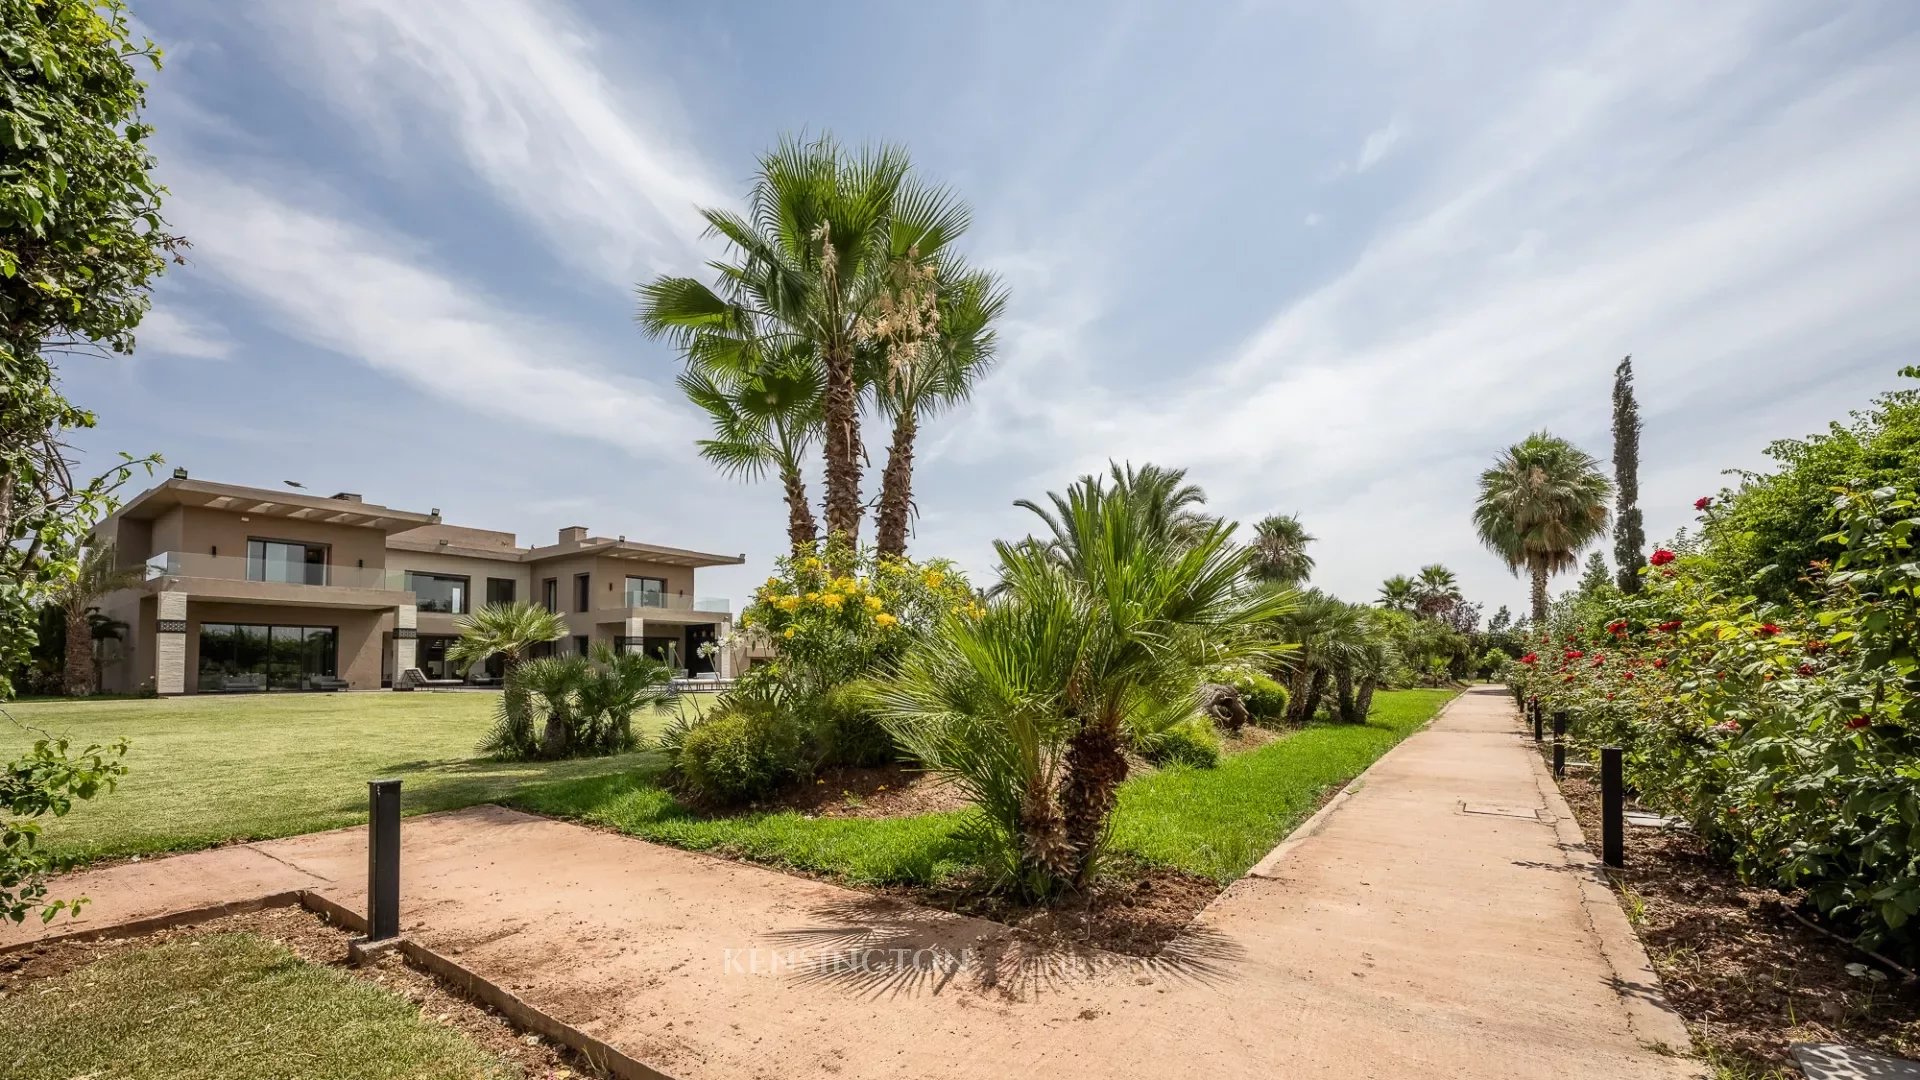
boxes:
[95,474,744,694]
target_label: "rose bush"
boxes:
[1510,487,1920,955]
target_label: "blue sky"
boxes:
[66,1,1920,615]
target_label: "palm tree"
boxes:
[1275,590,1369,724]
[1412,564,1463,619]
[870,267,1006,556]
[1378,574,1417,612]
[446,602,567,678]
[1473,431,1613,624]
[1012,462,1215,574]
[640,136,970,547]
[677,348,823,550]
[882,479,1292,897]
[1247,513,1315,586]
[52,542,141,696]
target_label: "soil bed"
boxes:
[1550,761,1920,1076]
[759,761,971,818]
[0,906,583,1079]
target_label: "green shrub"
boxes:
[674,697,808,805]
[1235,673,1290,722]
[1139,715,1221,769]
[808,682,895,768]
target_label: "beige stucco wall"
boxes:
[158,506,390,571]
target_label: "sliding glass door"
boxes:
[198,622,338,691]
[247,540,328,585]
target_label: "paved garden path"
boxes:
[4,688,1699,1079]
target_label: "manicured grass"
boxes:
[512,688,1459,886]
[0,932,513,1080]
[0,692,702,860]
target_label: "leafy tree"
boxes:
[485,644,672,759]
[1575,550,1611,598]
[50,541,138,695]
[1700,367,1920,601]
[1611,356,1646,592]
[869,267,1005,556]
[1413,563,1462,619]
[445,602,567,676]
[1378,574,1417,612]
[1,0,176,699]
[1247,513,1315,586]
[1,723,127,923]
[1473,431,1613,625]
[881,476,1290,898]
[640,136,987,551]
[676,348,822,550]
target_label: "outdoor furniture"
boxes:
[221,673,266,692]
[309,675,349,691]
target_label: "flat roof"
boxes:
[110,478,439,532]
[518,537,746,569]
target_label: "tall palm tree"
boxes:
[677,347,823,550]
[446,602,568,677]
[1473,431,1613,624]
[1247,513,1315,586]
[52,541,141,696]
[870,267,1006,557]
[1412,563,1463,619]
[1378,574,1417,612]
[640,136,969,547]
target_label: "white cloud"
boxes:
[1303,212,1323,227]
[933,5,1920,612]
[1354,118,1404,173]
[251,0,728,287]
[135,307,234,361]
[165,167,696,456]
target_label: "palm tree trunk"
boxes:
[1356,678,1378,721]
[821,339,863,545]
[1335,665,1357,723]
[874,410,917,558]
[1059,717,1128,887]
[1301,668,1329,723]
[1530,562,1549,626]
[780,463,819,552]
[1284,666,1313,725]
[62,606,93,698]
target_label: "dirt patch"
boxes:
[0,906,588,1079]
[1221,724,1283,754]
[1550,763,1920,1075]
[757,761,971,819]
[900,862,1222,958]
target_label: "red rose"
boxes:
[1606,693,1615,701]
[1591,654,1606,666]
[1657,620,1682,633]
[1797,663,1814,676]
[1519,653,1538,665]
[1621,670,1635,680]
[1756,623,1781,637]
[1606,619,1629,636]
[1805,639,1827,653]
[1649,549,1676,566]
[1652,657,1667,669]
[1847,716,1871,730]
[1694,497,1712,511]
[1564,649,1584,660]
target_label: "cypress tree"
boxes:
[1611,356,1646,592]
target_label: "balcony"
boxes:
[595,591,731,620]
[140,552,410,608]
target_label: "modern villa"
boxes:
[93,472,745,694]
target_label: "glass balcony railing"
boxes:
[601,591,731,615]
[143,552,405,592]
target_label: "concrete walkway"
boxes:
[3,688,1699,1079]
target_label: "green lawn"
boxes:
[0,932,514,1080]
[0,692,699,860]
[512,688,1458,886]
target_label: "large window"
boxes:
[486,578,516,605]
[198,622,337,691]
[575,573,591,613]
[247,539,327,585]
[542,578,558,612]
[625,575,667,607]
[405,571,469,614]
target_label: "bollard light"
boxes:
[367,778,402,942]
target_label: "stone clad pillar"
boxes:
[716,619,737,679]
[620,616,645,655]
[155,590,188,695]
[391,603,417,687]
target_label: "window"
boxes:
[246,539,327,585]
[573,635,591,657]
[625,575,667,608]
[198,621,337,691]
[574,573,591,613]
[486,578,516,605]
[404,571,470,614]
[542,578,558,612]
